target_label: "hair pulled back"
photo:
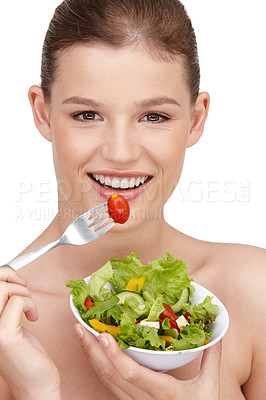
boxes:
[41,0,200,103]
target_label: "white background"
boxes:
[0,0,265,266]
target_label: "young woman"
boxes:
[0,1,265,399]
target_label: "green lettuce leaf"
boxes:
[65,279,90,315]
[145,294,164,321]
[119,296,150,319]
[117,314,165,350]
[188,296,219,318]
[142,254,195,305]
[182,296,219,331]
[83,295,119,320]
[160,318,179,339]
[88,260,114,301]
[110,252,149,292]
[171,324,205,350]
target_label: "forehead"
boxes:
[51,44,190,105]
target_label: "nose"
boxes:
[100,120,142,165]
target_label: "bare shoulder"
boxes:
[210,242,265,284]
[212,241,266,266]
[171,228,266,292]
[194,240,266,285]
[193,240,266,309]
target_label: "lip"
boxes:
[87,170,153,201]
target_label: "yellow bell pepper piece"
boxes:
[124,275,145,293]
[89,319,121,336]
[159,335,173,347]
[203,339,209,345]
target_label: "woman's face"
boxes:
[41,44,206,226]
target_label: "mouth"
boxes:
[87,172,153,200]
[89,173,151,189]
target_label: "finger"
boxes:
[199,340,222,382]
[0,266,27,286]
[74,324,133,400]
[0,282,33,316]
[0,295,38,332]
[98,332,171,399]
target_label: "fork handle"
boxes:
[4,238,62,271]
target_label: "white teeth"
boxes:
[120,178,129,189]
[135,177,141,187]
[92,174,149,189]
[129,178,135,188]
[111,177,120,188]
[105,177,112,186]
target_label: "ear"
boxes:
[28,85,52,142]
[187,92,210,148]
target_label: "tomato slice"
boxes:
[107,194,130,224]
[159,303,178,323]
[183,312,192,322]
[84,297,94,310]
[161,317,179,331]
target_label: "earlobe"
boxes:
[187,92,210,148]
[28,85,52,142]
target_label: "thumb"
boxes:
[199,340,222,382]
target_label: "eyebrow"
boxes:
[136,96,181,108]
[62,96,101,108]
[62,95,181,108]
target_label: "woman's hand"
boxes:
[0,267,61,400]
[75,322,222,400]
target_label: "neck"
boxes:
[46,210,176,279]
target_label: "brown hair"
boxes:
[41,0,200,103]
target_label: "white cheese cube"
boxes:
[139,320,160,329]
[176,315,189,328]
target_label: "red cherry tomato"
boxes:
[159,303,178,323]
[161,317,179,331]
[84,297,94,310]
[107,194,130,224]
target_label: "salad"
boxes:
[66,252,219,351]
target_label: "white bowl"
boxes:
[70,278,229,371]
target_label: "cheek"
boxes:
[51,129,97,205]
[51,127,92,178]
[155,131,188,172]
[155,133,188,196]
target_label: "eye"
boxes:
[71,111,102,122]
[141,113,170,123]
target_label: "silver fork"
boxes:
[5,202,114,271]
